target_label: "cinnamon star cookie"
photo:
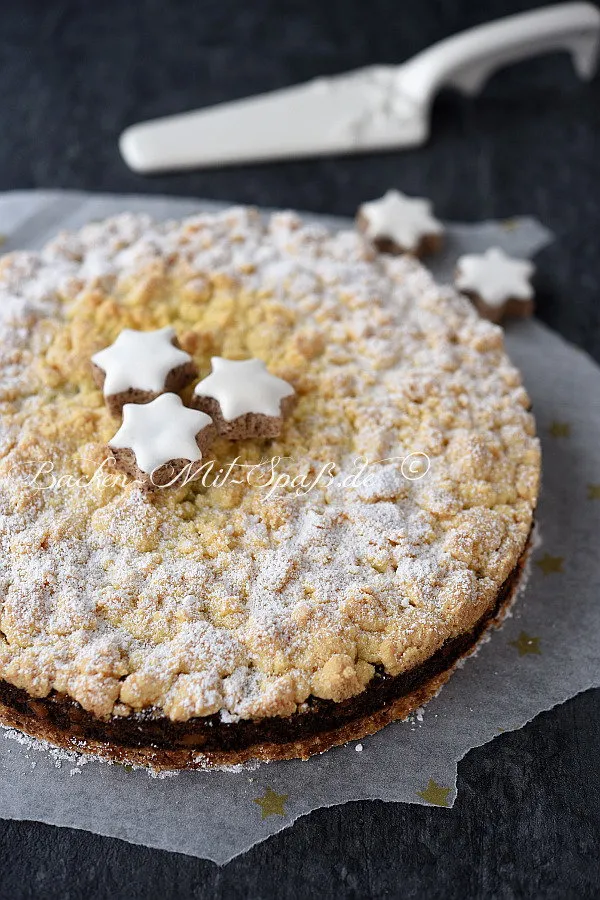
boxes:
[192,357,295,440]
[357,189,444,257]
[92,326,197,415]
[455,247,535,323]
[108,393,215,489]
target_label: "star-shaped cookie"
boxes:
[455,247,535,324]
[357,189,444,257]
[108,393,215,488]
[192,357,295,440]
[92,327,196,415]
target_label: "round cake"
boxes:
[0,207,540,768]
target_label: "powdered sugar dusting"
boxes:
[0,207,539,730]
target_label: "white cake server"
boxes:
[120,2,600,172]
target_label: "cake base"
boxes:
[0,536,531,770]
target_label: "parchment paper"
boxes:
[0,191,598,864]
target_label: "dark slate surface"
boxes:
[0,1,599,897]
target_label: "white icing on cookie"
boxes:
[193,358,294,421]
[92,327,192,396]
[455,248,535,308]
[108,393,213,474]
[359,190,443,252]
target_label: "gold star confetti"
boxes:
[587,484,600,500]
[510,631,541,656]
[417,779,451,807]
[253,787,288,819]
[549,421,570,438]
[536,553,564,575]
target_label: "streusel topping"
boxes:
[0,208,540,722]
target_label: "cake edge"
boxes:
[0,530,533,770]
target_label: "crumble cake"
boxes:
[0,207,540,768]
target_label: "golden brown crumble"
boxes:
[0,208,539,722]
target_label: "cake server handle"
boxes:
[396,2,600,103]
